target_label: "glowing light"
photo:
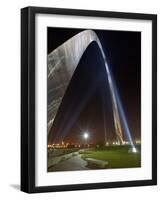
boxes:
[128,146,138,153]
[112,81,135,148]
[105,142,109,146]
[132,147,137,153]
[83,132,89,139]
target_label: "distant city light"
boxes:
[105,142,109,146]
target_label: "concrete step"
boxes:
[85,158,108,168]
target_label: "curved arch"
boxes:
[47,30,135,149]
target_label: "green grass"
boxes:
[81,145,141,169]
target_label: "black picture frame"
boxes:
[21,6,157,193]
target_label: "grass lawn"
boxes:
[81,145,141,169]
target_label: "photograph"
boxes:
[47,28,141,172]
[21,6,157,193]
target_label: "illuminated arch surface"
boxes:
[47,30,136,150]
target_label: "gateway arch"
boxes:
[47,30,136,151]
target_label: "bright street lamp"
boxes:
[83,132,89,139]
[83,132,89,146]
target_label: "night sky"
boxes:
[47,28,141,144]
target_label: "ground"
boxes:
[81,145,141,169]
[48,145,141,172]
[48,154,88,172]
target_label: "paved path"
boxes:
[48,154,89,172]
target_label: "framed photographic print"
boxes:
[21,6,157,193]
